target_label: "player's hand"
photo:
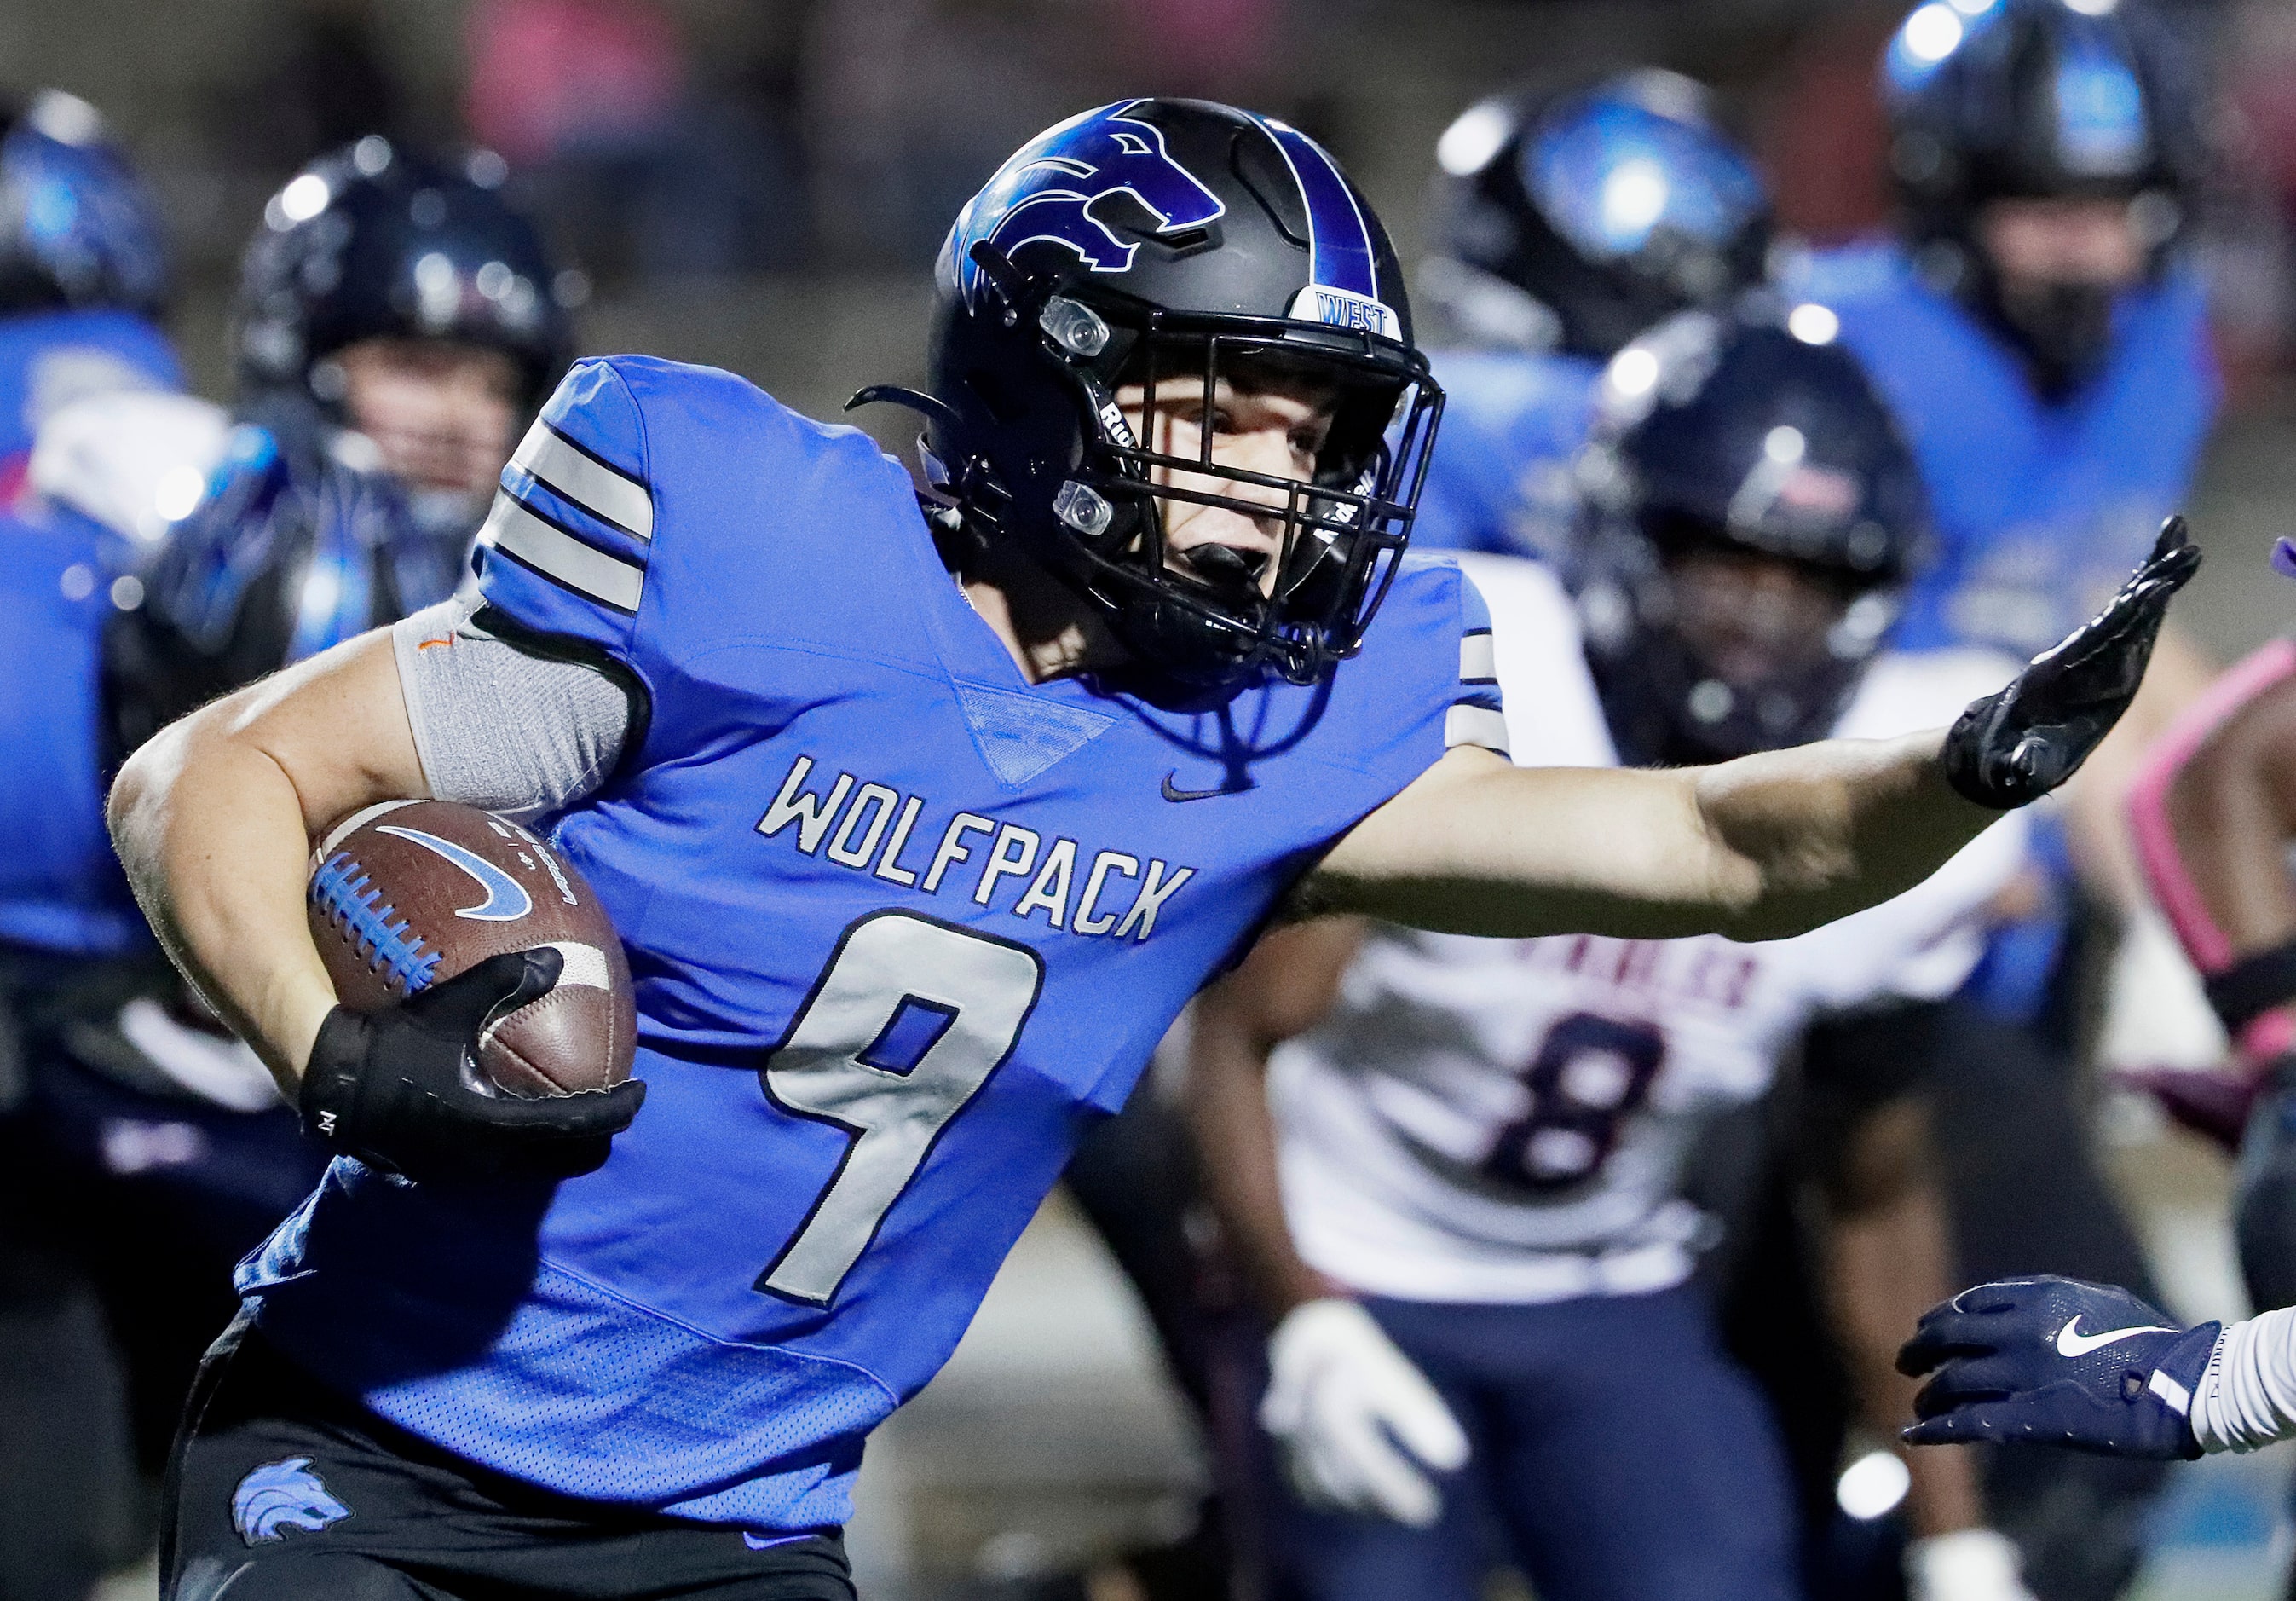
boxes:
[1906,1529,2036,1601]
[1260,1298,1469,1527]
[1897,1276,2218,1459]
[299,947,646,1183]
[1942,517,2200,808]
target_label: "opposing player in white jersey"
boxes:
[1190,306,2036,1601]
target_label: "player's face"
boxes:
[1114,372,1338,598]
[1978,197,2146,295]
[336,338,523,501]
[1666,546,1855,691]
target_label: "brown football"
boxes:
[307,800,636,1098]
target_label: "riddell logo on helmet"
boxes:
[1289,286,1400,341]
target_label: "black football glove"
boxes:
[1897,1276,2218,1460]
[299,946,645,1183]
[1942,516,2201,809]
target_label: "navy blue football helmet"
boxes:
[1425,71,1772,361]
[889,99,1442,691]
[1883,0,2203,390]
[0,90,169,317]
[1569,303,1928,767]
[234,136,571,416]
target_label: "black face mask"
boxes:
[1987,279,2120,402]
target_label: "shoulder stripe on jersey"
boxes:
[478,493,644,614]
[509,419,654,540]
[1459,629,1497,685]
[1445,702,1509,755]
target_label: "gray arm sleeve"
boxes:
[391,594,634,820]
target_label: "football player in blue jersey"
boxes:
[1781,8,2217,1588]
[104,99,2189,1601]
[0,132,571,1594]
[1413,69,1771,559]
[0,86,217,1601]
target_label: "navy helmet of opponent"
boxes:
[897,98,1442,690]
[1882,0,2202,394]
[1424,70,1772,362]
[1569,304,1925,771]
[107,137,573,756]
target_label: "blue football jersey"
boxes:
[239,355,1502,1529]
[1412,347,1602,558]
[1792,242,2216,657]
[0,309,184,954]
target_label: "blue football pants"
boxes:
[1266,1284,1803,1601]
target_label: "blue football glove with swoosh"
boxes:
[1897,1277,2220,1460]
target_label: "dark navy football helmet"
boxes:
[1569,302,1928,767]
[1883,0,2202,390]
[0,90,169,317]
[234,136,571,415]
[889,99,1442,691]
[1424,71,1772,361]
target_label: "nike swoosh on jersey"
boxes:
[375,825,536,922]
[1161,772,1249,802]
[2056,1317,2178,1358]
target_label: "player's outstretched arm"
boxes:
[1306,519,2199,943]
[108,630,422,1091]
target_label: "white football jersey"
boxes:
[1271,554,2028,1304]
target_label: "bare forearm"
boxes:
[1185,997,1327,1318]
[1312,734,1994,943]
[1824,1103,1982,1535]
[1184,922,1365,1318]
[1691,730,1997,942]
[112,720,339,1091]
[107,633,427,1092]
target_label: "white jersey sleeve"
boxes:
[1268,556,2031,1304]
[28,389,229,548]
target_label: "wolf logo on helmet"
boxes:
[951,101,1227,300]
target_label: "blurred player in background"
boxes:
[1784,3,2217,1588]
[98,96,2186,1601]
[1191,309,2034,1601]
[1411,69,1771,559]
[0,133,570,1598]
[0,86,216,1601]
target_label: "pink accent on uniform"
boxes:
[2126,637,2296,976]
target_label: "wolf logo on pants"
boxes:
[232,1456,350,1545]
